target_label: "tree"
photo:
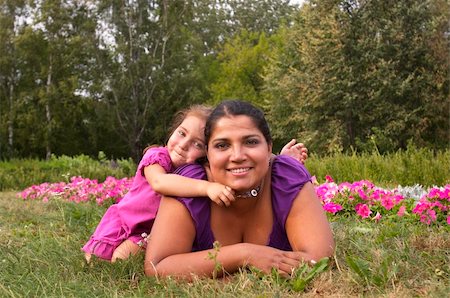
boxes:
[0,0,27,158]
[209,30,271,106]
[264,0,449,154]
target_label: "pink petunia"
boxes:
[355,203,372,218]
[397,205,406,217]
[323,202,343,214]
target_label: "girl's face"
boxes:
[167,115,206,168]
[206,115,272,192]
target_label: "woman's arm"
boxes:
[144,196,304,280]
[144,164,235,206]
[144,196,243,279]
[285,182,335,261]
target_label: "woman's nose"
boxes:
[230,145,245,161]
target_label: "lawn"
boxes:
[1,190,448,297]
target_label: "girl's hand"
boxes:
[206,183,235,206]
[243,244,302,277]
[280,139,308,164]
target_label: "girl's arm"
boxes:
[285,182,335,262]
[144,197,305,280]
[144,164,235,206]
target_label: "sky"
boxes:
[290,0,305,6]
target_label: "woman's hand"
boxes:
[243,243,302,277]
[206,182,235,206]
[280,139,308,164]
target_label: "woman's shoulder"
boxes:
[271,155,311,190]
[272,155,311,179]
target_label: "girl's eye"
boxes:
[194,142,205,150]
[178,130,186,137]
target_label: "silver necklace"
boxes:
[235,184,262,199]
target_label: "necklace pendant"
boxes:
[250,189,258,197]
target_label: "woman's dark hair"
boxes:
[204,100,272,145]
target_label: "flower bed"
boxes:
[315,175,449,225]
[18,175,449,225]
[18,176,132,206]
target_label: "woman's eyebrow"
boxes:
[211,137,228,143]
[244,134,262,138]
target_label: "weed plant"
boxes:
[1,192,448,297]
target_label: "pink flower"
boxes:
[397,205,406,217]
[447,215,450,225]
[323,202,343,214]
[357,189,369,200]
[355,203,372,218]
[427,209,437,222]
[381,195,395,210]
[325,175,334,183]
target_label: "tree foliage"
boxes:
[0,0,447,160]
[264,0,449,154]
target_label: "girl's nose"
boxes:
[178,139,189,151]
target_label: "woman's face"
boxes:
[206,115,272,192]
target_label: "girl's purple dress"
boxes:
[82,147,174,260]
[173,155,312,251]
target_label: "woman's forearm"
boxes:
[145,242,309,280]
[145,243,248,280]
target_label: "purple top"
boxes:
[174,155,311,251]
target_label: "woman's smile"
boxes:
[228,167,252,174]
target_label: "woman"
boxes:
[144,100,334,279]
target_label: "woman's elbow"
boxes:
[144,259,158,277]
[312,239,335,261]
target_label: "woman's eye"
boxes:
[214,143,229,150]
[178,130,186,137]
[246,139,259,145]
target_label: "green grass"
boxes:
[1,192,448,297]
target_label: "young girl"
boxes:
[82,105,307,262]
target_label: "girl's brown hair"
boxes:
[143,104,213,154]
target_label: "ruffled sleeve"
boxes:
[172,163,215,251]
[137,147,173,176]
[269,155,312,250]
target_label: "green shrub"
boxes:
[0,154,136,191]
[306,147,450,187]
[2,147,449,191]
